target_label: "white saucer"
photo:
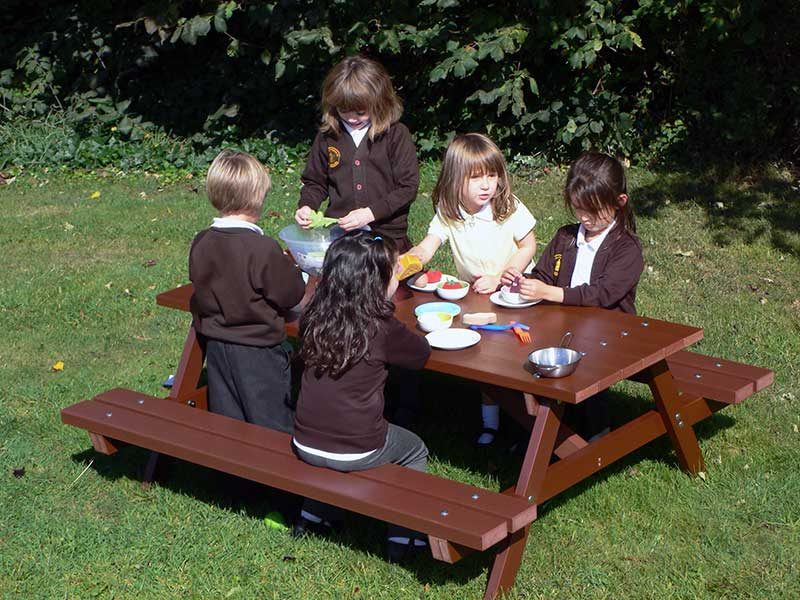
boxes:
[408,274,456,292]
[489,291,541,309]
[425,328,481,350]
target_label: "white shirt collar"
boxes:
[211,217,263,235]
[458,202,494,223]
[576,219,615,251]
[342,120,371,147]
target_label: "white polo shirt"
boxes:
[342,120,370,147]
[570,220,616,287]
[428,200,536,281]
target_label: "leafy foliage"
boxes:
[1,0,797,171]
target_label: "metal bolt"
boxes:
[641,321,649,327]
[471,493,479,500]
[105,411,113,417]
[187,400,196,407]
[621,330,629,337]
[694,373,702,379]
[597,457,602,467]
[675,412,682,421]
[137,399,145,405]
[527,495,534,503]
[580,351,587,357]
[678,420,685,428]
[440,509,449,517]
[600,340,608,347]
[715,362,722,368]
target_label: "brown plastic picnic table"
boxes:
[155,280,720,599]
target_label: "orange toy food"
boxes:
[396,254,423,280]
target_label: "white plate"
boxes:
[408,273,456,292]
[425,328,481,350]
[489,291,541,309]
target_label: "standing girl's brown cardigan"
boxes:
[299,123,419,252]
[528,222,644,314]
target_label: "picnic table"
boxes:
[63,281,772,600]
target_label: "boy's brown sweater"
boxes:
[189,227,306,346]
[299,122,419,251]
[293,317,431,453]
[529,223,644,314]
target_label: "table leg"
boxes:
[483,396,563,600]
[169,322,207,409]
[647,359,705,475]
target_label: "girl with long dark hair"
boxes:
[292,231,431,561]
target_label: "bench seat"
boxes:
[61,388,536,554]
[666,350,773,404]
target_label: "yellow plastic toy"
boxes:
[396,254,423,280]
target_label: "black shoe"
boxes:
[291,516,335,539]
[387,539,427,563]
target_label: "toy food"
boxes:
[396,254,423,280]
[308,210,338,229]
[462,312,497,326]
[426,270,442,284]
[440,281,467,289]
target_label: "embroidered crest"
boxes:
[327,146,341,169]
[553,253,562,278]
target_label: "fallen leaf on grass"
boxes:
[793,424,798,433]
[12,467,25,478]
[90,191,101,199]
[143,259,157,268]
[282,554,295,562]
[104,282,113,289]
[791,300,800,312]
[698,471,707,481]
[51,360,64,372]
[64,222,74,231]
[674,250,694,257]
[759,297,768,305]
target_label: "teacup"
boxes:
[500,285,526,304]
[417,312,453,333]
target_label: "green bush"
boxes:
[1,0,797,171]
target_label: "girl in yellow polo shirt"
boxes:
[405,133,537,444]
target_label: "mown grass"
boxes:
[1,164,799,599]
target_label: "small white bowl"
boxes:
[435,281,469,300]
[500,285,525,305]
[417,312,453,333]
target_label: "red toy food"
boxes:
[441,281,467,289]
[426,270,442,284]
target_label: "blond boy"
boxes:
[189,150,306,432]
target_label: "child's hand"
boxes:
[518,278,546,300]
[500,267,523,287]
[295,206,314,228]
[338,207,375,231]
[472,275,500,295]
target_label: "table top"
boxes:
[157,282,703,404]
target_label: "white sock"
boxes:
[300,510,322,524]
[477,403,500,444]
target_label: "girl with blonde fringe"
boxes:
[295,55,419,252]
[405,133,537,445]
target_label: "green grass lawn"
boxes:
[1,164,799,599]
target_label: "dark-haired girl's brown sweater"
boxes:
[293,317,431,453]
[529,223,644,314]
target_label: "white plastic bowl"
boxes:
[417,312,453,332]
[278,224,346,276]
[436,281,469,300]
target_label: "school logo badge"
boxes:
[327,146,341,169]
[553,253,562,278]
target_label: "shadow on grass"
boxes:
[68,371,738,590]
[635,167,800,257]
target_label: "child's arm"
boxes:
[297,132,329,227]
[383,318,431,370]
[405,234,442,265]
[560,238,644,308]
[497,230,537,287]
[258,238,307,308]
